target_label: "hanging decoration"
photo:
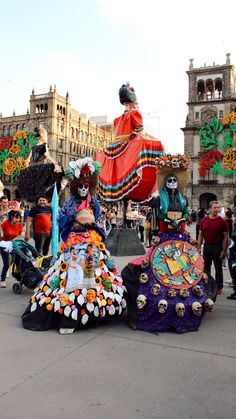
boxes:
[0,131,38,178]
[198,112,236,177]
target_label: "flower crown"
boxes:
[155,154,190,170]
[64,157,101,180]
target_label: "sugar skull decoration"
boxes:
[179,288,190,298]
[165,174,178,190]
[136,294,147,309]
[192,285,204,297]
[139,273,149,284]
[64,157,102,199]
[175,303,185,317]
[192,301,202,317]
[158,300,168,314]
[167,289,177,298]
[204,298,214,312]
[150,283,161,296]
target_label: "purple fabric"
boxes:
[135,232,208,333]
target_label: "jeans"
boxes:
[0,248,10,282]
[33,234,51,256]
[203,242,223,289]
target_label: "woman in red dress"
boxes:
[96,83,164,202]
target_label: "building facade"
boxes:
[0,86,113,199]
[182,53,236,210]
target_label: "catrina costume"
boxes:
[18,128,63,202]
[22,158,127,333]
[122,155,216,333]
[96,83,164,201]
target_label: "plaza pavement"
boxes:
[0,225,236,419]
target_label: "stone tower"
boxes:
[182,53,236,209]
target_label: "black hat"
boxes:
[119,83,137,105]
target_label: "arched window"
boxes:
[215,78,222,99]
[76,129,79,139]
[9,126,14,136]
[197,80,205,100]
[16,124,20,131]
[22,123,27,131]
[206,79,214,100]
[80,131,84,142]
[45,103,48,112]
[71,127,74,138]
[36,105,40,114]
[40,104,44,113]
[2,126,7,136]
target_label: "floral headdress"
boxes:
[155,154,190,193]
[64,157,101,180]
[64,157,102,195]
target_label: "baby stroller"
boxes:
[10,239,53,294]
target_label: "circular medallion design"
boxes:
[223,147,236,170]
[151,240,204,289]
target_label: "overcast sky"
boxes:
[0,0,235,152]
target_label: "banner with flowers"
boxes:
[0,130,38,178]
[198,113,236,177]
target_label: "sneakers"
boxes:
[217,288,223,295]
[0,282,6,288]
[59,328,75,335]
[227,292,236,300]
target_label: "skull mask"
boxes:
[192,285,203,297]
[151,235,160,247]
[151,283,161,295]
[166,175,178,190]
[78,183,89,197]
[204,298,214,312]
[158,299,168,313]
[136,294,147,309]
[175,303,185,317]
[167,288,177,298]
[192,301,202,316]
[139,273,149,284]
[179,288,190,298]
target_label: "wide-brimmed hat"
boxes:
[155,154,190,193]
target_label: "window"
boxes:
[58,138,63,149]
[195,112,199,120]
[57,154,62,164]
[219,110,224,119]
[16,124,20,131]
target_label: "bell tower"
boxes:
[182,53,236,209]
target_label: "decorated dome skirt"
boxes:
[122,232,215,334]
[22,230,127,331]
[96,137,164,201]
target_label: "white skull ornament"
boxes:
[175,303,185,317]
[139,273,149,284]
[179,288,190,298]
[204,298,214,312]
[192,285,203,297]
[167,288,177,298]
[136,295,147,310]
[158,299,168,314]
[151,283,161,295]
[192,301,202,316]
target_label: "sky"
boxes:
[0,0,235,153]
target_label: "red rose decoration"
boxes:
[81,164,91,177]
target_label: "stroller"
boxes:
[10,239,53,294]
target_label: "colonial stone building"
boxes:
[0,86,113,199]
[182,53,236,210]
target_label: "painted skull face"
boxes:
[78,183,89,197]
[166,175,178,190]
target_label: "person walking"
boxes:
[0,195,9,224]
[196,207,205,240]
[0,210,23,288]
[25,196,52,255]
[198,201,229,295]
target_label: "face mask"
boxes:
[166,176,178,189]
[77,184,89,197]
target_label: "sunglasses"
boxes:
[78,184,89,189]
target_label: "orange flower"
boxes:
[95,277,102,286]
[59,262,69,272]
[43,285,49,292]
[98,242,105,251]
[31,298,36,304]
[74,290,80,296]
[58,308,63,314]
[46,304,53,311]
[107,298,113,305]
[60,279,67,288]
[59,243,65,253]
[98,260,104,268]
[45,297,51,304]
